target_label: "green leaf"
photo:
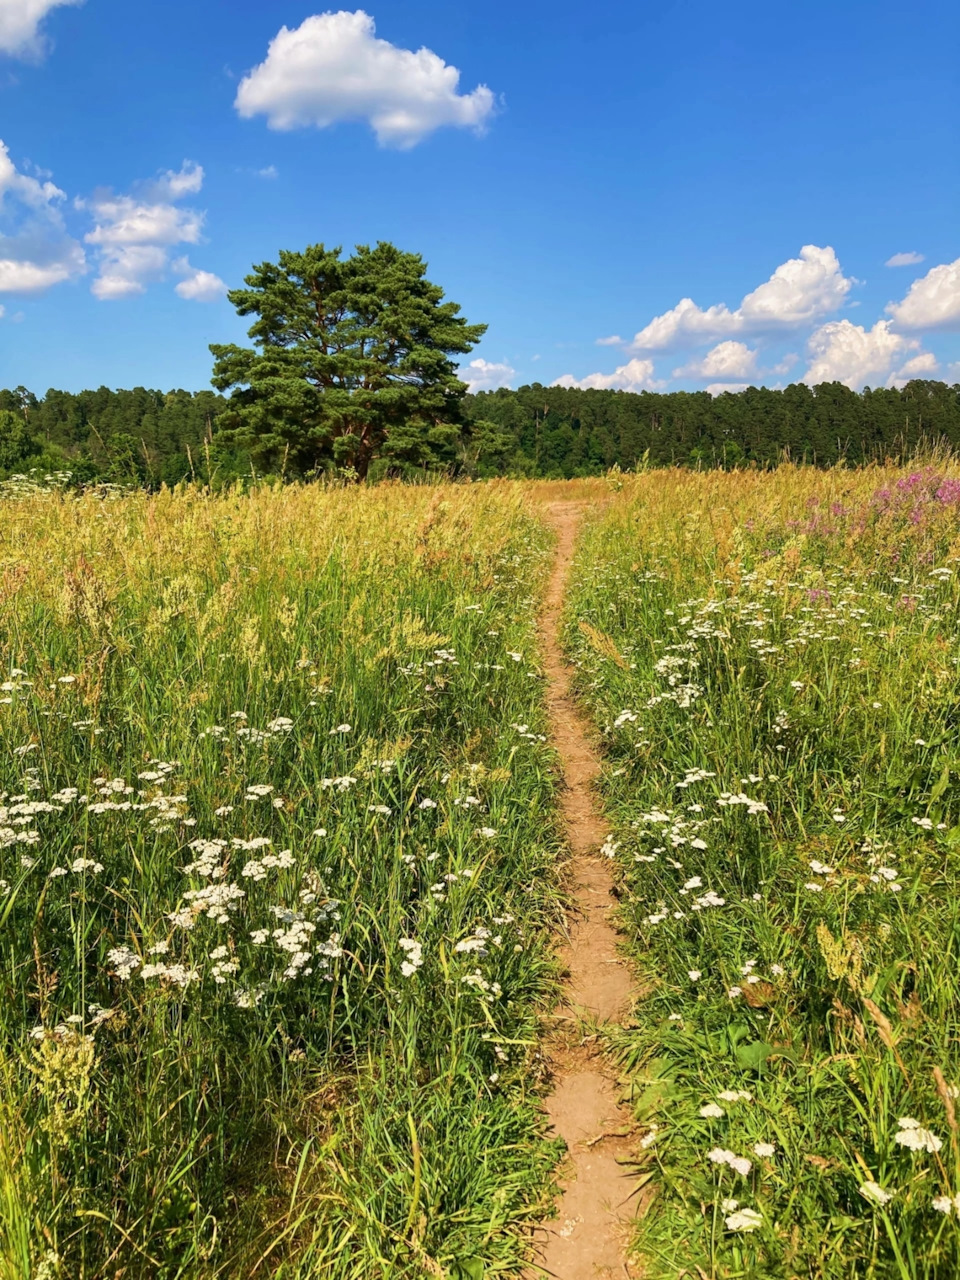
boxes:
[930,760,952,802]
[735,1041,775,1070]
[449,1258,485,1280]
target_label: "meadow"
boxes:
[566,462,960,1278]
[2,461,959,1280]
[0,482,565,1279]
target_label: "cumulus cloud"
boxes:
[629,246,853,352]
[459,357,514,393]
[885,251,924,268]
[596,334,623,346]
[0,0,81,59]
[553,356,662,392]
[235,10,496,148]
[172,257,227,302]
[673,340,758,380]
[706,382,749,396]
[895,352,939,379]
[885,257,960,332]
[83,162,220,301]
[150,161,204,201]
[0,138,85,292]
[802,318,929,389]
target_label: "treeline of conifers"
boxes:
[1,378,959,485]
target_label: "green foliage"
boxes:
[210,242,486,480]
[465,378,960,475]
[0,385,243,488]
[0,407,40,474]
[3,376,960,489]
[462,419,522,476]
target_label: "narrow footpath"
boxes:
[532,501,639,1279]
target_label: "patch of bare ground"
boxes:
[529,501,641,1280]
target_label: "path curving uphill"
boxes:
[532,501,639,1279]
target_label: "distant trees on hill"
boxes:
[461,379,960,476]
[0,377,957,486]
[0,384,243,486]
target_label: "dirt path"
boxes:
[531,501,639,1279]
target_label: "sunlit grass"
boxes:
[0,481,565,1278]
[566,462,960,1278]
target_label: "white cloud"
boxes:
[0,0,81,59]
[885,257,960,331]
[150,161,204,201]
[460,357,514,392]
[706,383,749,396]
[596,334,623,346]
[0,138,85,292]
[673,340,758,380]
[83,162,216,300]
[630,246,854,351]
[256,165,278,179]
[89,245,168,299]
[895,352,939,379]
[235,10,496,148]
[0,140,64,208]
[0,250,82,290]
[885,251,924,267]
[553,356,662,391]
[85,199,203,250]
[173,257,227,302]
[802,318,926,389]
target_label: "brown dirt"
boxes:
[529,501,640,1279]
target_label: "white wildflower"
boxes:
[398,937,423,978]
[895,1117,942,1153]
[107,946,141,979]
[725,1207,762,1232]
[858,1181,893,1207]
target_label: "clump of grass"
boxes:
[0,482,564,1277]
[565,462,960,1278]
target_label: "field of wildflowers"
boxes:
[0,482,565,1278]
[566,462,960,1277]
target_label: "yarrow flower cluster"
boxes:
[894,1116,943,1154]
[708,1147,752,1177]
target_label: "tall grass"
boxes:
[565,463,960,1277]
[0,481,563,1277]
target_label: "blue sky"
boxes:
[1,0,957,395]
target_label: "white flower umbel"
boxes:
[725,1207,762,1232]
[707,1148,752,1177]
[398,937,423,978]
[894,1117,943,1154]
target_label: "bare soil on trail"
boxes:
[530,501,641,1280]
